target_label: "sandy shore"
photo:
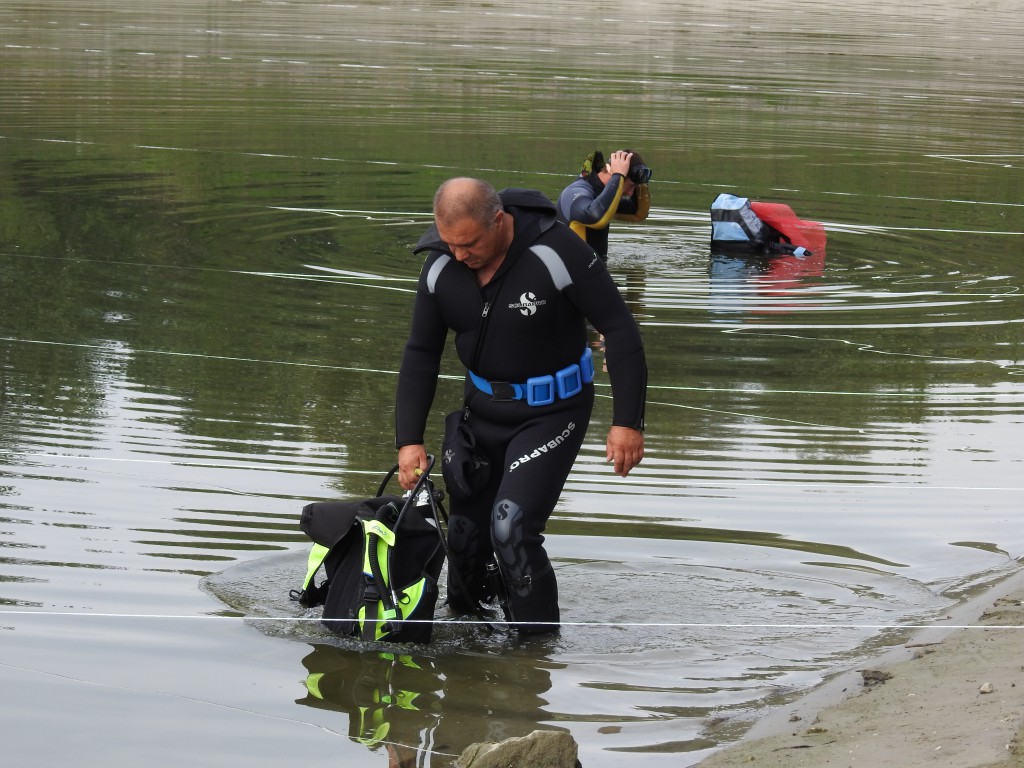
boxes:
[695,568,1024,768]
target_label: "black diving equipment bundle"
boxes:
[290,456,509,643]
[291,458,450,643]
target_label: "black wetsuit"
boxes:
[396,188,646,632]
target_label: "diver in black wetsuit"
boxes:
[556,149,652,262]
[395,177,647,635]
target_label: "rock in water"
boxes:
[455,729,580,768]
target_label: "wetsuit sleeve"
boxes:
[561,246,647,430]
[615,183,651,223]
[395,258,449,448]
[564,175,626,232]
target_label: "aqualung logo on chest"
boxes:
[509,291,546,316]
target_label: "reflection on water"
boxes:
[296,644,559,767]
[204,546,950,765]
[2,1,1023,766]
[298,647,450,765]
[708,249,828,318]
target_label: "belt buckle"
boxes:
[555,364,582,400]
[579,348,595,384]
[525,375,555,406]
[489,381,518,401]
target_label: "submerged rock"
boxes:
[455,729,580,768]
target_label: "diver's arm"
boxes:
[615,182,650,222]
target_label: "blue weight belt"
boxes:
[469,348,595,407]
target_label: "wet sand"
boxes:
[696,569,1024,768]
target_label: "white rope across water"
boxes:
[8,451,1024,494]
[6,335,1024,399]
[7,135,1024,210]
[2,610,1021,631]
[5,333,1022,475]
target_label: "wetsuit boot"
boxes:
[503,563,559,636]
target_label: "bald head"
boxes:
[431,178,514,275]
[433,177,503,231]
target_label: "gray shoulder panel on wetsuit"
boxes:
[426,254,451,294]
[529,245,573,291]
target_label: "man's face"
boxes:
[437,211,504,270]
[600,167,636,197]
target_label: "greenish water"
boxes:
[2,2,1022,766]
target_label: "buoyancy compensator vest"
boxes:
[291,459,448,644]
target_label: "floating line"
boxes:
[2,610,1021,631]
[9,336,1019,400]
[0,336,408,375]
[5,135,1023,215]
[9,453,1024,493]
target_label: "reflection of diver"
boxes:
[297,643,567,766]
[611,263,648,319]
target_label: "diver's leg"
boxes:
[491,398,591,634]
[445,501,494,613]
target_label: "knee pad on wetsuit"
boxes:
[491,499,561,633]
[491,498,533,596]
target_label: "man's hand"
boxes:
[398,444,428,490]
[607,150,633,177]
[606,426,644,477]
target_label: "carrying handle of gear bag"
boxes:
[377,454,436,500]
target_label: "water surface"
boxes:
[2,2,1022,766]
